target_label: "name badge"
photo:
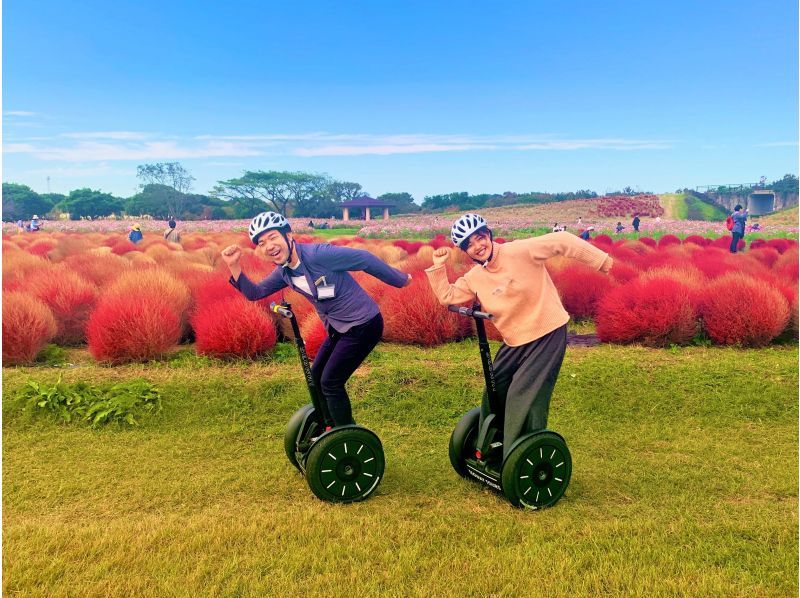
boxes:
[315,276,335,300]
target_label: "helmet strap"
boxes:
[280,230,296,268]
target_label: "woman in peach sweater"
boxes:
[426,214,613,458]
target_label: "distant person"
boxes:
[129,224,143,244]
[579,226,594,241]
[632,214,640,232]
[552,222,561,233]
[577,216,583,227]
[308,220,315,229]
[615,222,625,234]
[163,219,181,243]
[730,205,748,253]
[28,215,40,232]
[749,221,761,232]
[15,219,25,234]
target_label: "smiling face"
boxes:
[256,229,293,265]
[464,229,493,261]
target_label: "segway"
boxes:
[448,304,572,509]
[271,302,385,503]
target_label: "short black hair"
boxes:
[168,220,176,228]
[734,204,743,211]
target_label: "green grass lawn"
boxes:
[659,193,728,221]
[3,342,798,596]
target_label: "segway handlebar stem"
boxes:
[269,302,294,319]
[447,305,494,320]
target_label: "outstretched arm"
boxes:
[317,244,410,287]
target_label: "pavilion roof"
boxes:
[340,197,395,207]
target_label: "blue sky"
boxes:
[3,0,798,202]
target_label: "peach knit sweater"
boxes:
[425,232,613,346]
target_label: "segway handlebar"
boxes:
[270,301,294,319]
[447,305,493,320]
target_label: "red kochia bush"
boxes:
[683,235,708,247]
[596,277,698,347]
[592,234,613,247]
[608,260,640,284]
[379,274,471,345]
[2,292,57,365]
[658,234,681,248]
[551,264,616,320]
[765,238,792,254]
[26,270,98,345]
[300,315,327,360]
[87,293,182,364]
[192,296,277,358]
[697,273,790,347]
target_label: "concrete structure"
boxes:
[340,197,395,222]
[696,184,798,215]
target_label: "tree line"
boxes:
[5,161,795,222]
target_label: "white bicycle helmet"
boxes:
[451,213,489,249]
[248,211,290,244]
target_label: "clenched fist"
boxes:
[220,245,242,268]
[431,247,451,268]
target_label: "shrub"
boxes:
[63,253,131,287]
[765,238,792,254]
[638,237,657,248]
[709,236,744,251]
[683,235,708,247]
[608,260,640,284]
[380,274,471,345]
[105,268,191,327]
[596,277,698,347]
[748,238,767,250]
[192,296,277,358]
[773,249,798,282]
[27,239,57,257]
[748,247,781,269]
[592,234,613,247]
[25,270,98,345]
[2,251,53,291]
[550,264,616,320]
[301,315,327,360]
[691,248,740,279]
[110,240,141,255]
[2,292,57,365]
[657,234,681,248]
[697,273,789,347]
[87,293,182,364]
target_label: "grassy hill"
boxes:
[658,193,728,221]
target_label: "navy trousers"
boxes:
[311,313,383,427]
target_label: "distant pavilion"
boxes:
[340,197,395,222]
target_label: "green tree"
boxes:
[136,162,195,216]
[58,188,123,220]
[126,184,181,219]
[1,183,54,221]
[213,171,331,217]
[768,174,799,194]
[377,192,421,214]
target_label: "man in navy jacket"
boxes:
[221,211,411,427]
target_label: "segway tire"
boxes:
[448,407,481,478]
[501,431,572,510]
[305,427,385,503]
[284,404,316,471]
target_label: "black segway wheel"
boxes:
[305,427,385,503]
[284,404,316,471]
[501,431,572,510]
[449,407,481,478]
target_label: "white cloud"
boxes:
[61,131,155,140]
[3,110,37,117]
[753,141,798,147]
[4,131,673,162]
